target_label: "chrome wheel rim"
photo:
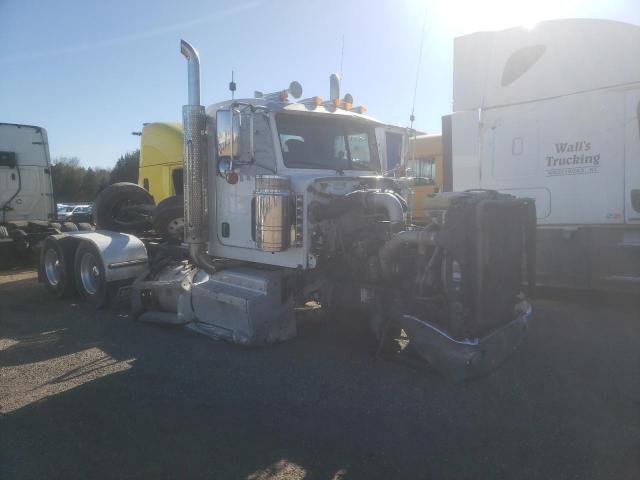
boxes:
[44,248,61,286]
[79,252,100,295]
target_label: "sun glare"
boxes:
[425,0,581,34]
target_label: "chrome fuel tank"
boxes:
[255,175,291,252]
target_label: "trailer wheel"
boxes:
[153,195,184,240]
[61,222,78,232]
[40,237,76,298]
[74,242,109,308]
[94,182,155,234]
[77,222,94,231]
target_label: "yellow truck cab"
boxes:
[138,123,184,202]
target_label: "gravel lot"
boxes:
[1,269,639,479]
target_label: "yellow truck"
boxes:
[138,122,184,202]
[137,122,185,238]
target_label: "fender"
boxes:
[62,230,148,282]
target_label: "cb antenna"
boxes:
[229,70,236,100]
[339,33,345,80]
[409,6,428,130]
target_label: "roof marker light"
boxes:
[300,96,323,108]
[340,94,354,110]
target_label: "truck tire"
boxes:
[61,222,78,232]
[77,222,94,231]
[153,195,184,240]
[74,241,109,308]
[40,237,76,298]
[0,226,8,239]
[94,182,155,234]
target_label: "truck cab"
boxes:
[0,123,55,224]
[138,122,184,202]
[204,96,384,269]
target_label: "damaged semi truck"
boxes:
[39,41,536,381]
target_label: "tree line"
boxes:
[52,150,140,203]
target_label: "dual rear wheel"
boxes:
[40,238,109,308]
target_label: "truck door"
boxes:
[625,89,640,223]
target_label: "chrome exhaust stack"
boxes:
[180,39,218,273]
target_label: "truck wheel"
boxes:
[61,222,78,232]
[77,223,94,231]
[74,242,108,308]
[40,237,76,298]
[94,182,155,233]
[0,226,8,239]
[153,195,184,240]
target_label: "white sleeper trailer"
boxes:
[446,18,640,291]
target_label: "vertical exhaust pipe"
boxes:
[329,73,340,101]
[180,39,219,273]
[181,40,201,105]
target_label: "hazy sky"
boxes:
[1,0,639,169]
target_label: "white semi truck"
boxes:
[0,123,67,264]
[38,41,535,380]
[445,18,640,291]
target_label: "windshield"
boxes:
[276,113,380,171]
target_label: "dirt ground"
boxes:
[1,269,639,479]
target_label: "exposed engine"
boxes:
[305,180,536,380]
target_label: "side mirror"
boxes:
[216,109,240,161]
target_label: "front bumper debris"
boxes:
[398,304,532,382]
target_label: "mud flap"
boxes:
[398,304,532,382]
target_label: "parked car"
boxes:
[66,205,93,224]
[58,204,92,221]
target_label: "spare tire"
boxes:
[94,182,155,233]
[61,222,78,232]
[153,195,184,240]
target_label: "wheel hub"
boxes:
[80,252,101,295]
[43,249,61,287]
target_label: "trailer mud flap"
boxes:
[398,304,531,382]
